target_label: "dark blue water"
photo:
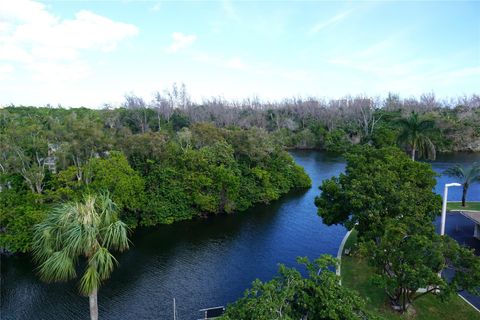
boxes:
[1,151,479,320]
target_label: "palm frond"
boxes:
[397,129,410,143]
[444,164,464,178]
[445,164,480,184]
[38,250,76,283]
[419,136,436,160]
[395,117,413,129]
[79,266,100,296]
[32,222,55,264]
[97,191,119,227]
[418,119,436,131]
[91,247,118,280]
[395,111,438,160]
[82,225,100,256]
[63,222,85,257]
[32,192,130,295]
[102,220,130,252]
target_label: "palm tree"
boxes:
[444,163,480,207]
[396,112,437,161]
[32,193,130,320]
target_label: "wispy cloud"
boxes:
[309,10,351,35]
[166,32,197,53]
[325,41,480,95]
[192,50,311,83]
[0,0,138,82]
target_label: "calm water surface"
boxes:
[2,151,480,320]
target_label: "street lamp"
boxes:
[440,182,462,235]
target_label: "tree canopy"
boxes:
[315,145,480,313]
[0,108,311,253]
[396,111,437,160]
[32,193,130,320]
[221,255,374,320]
[315,146,441,241]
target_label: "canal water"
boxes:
[2,151,480,319]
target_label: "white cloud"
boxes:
[309,11,351,35]
[0,0,138,82]
[166,32,197,53]
[28,60,92,82]
[0,44,32,62]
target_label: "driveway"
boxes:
[437,212,480,311]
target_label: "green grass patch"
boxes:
[341,231,480,319]
[447,202,480,212]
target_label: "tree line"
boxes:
[0,106,311,253]
[2,92,479,318]
[4,86,480,153]
[116,89,479,153]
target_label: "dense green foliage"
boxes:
[395,111,437,160]
[221,255,374,320]
[363,219,480,312]
[316,146,480,312]
[315,146,441,241]
[32,193,130,320]
[0,107,311,253]
[341,231,480,320]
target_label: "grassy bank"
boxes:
[447,202,480,212]
[341,230,479,320]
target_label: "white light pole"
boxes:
[441,182,462,235]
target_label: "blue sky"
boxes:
[0,0,479,107]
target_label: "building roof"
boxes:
[461,211,480,225]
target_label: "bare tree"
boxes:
[349,96,382,137]
[151,92,173,131]
[124,94,149,133]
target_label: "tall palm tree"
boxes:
[32,193,130,320]
[444,163,480,207]
[396,112,437,161]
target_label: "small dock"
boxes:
[197,306,225,319]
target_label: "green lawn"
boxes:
[447,202,480,212]
[341,230,480,320]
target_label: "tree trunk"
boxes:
[462,185,468,207]
[89,288,99,320]
[411,147,416,161]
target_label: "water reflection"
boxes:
[2,151,479,320]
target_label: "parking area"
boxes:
[437,212,480,310]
